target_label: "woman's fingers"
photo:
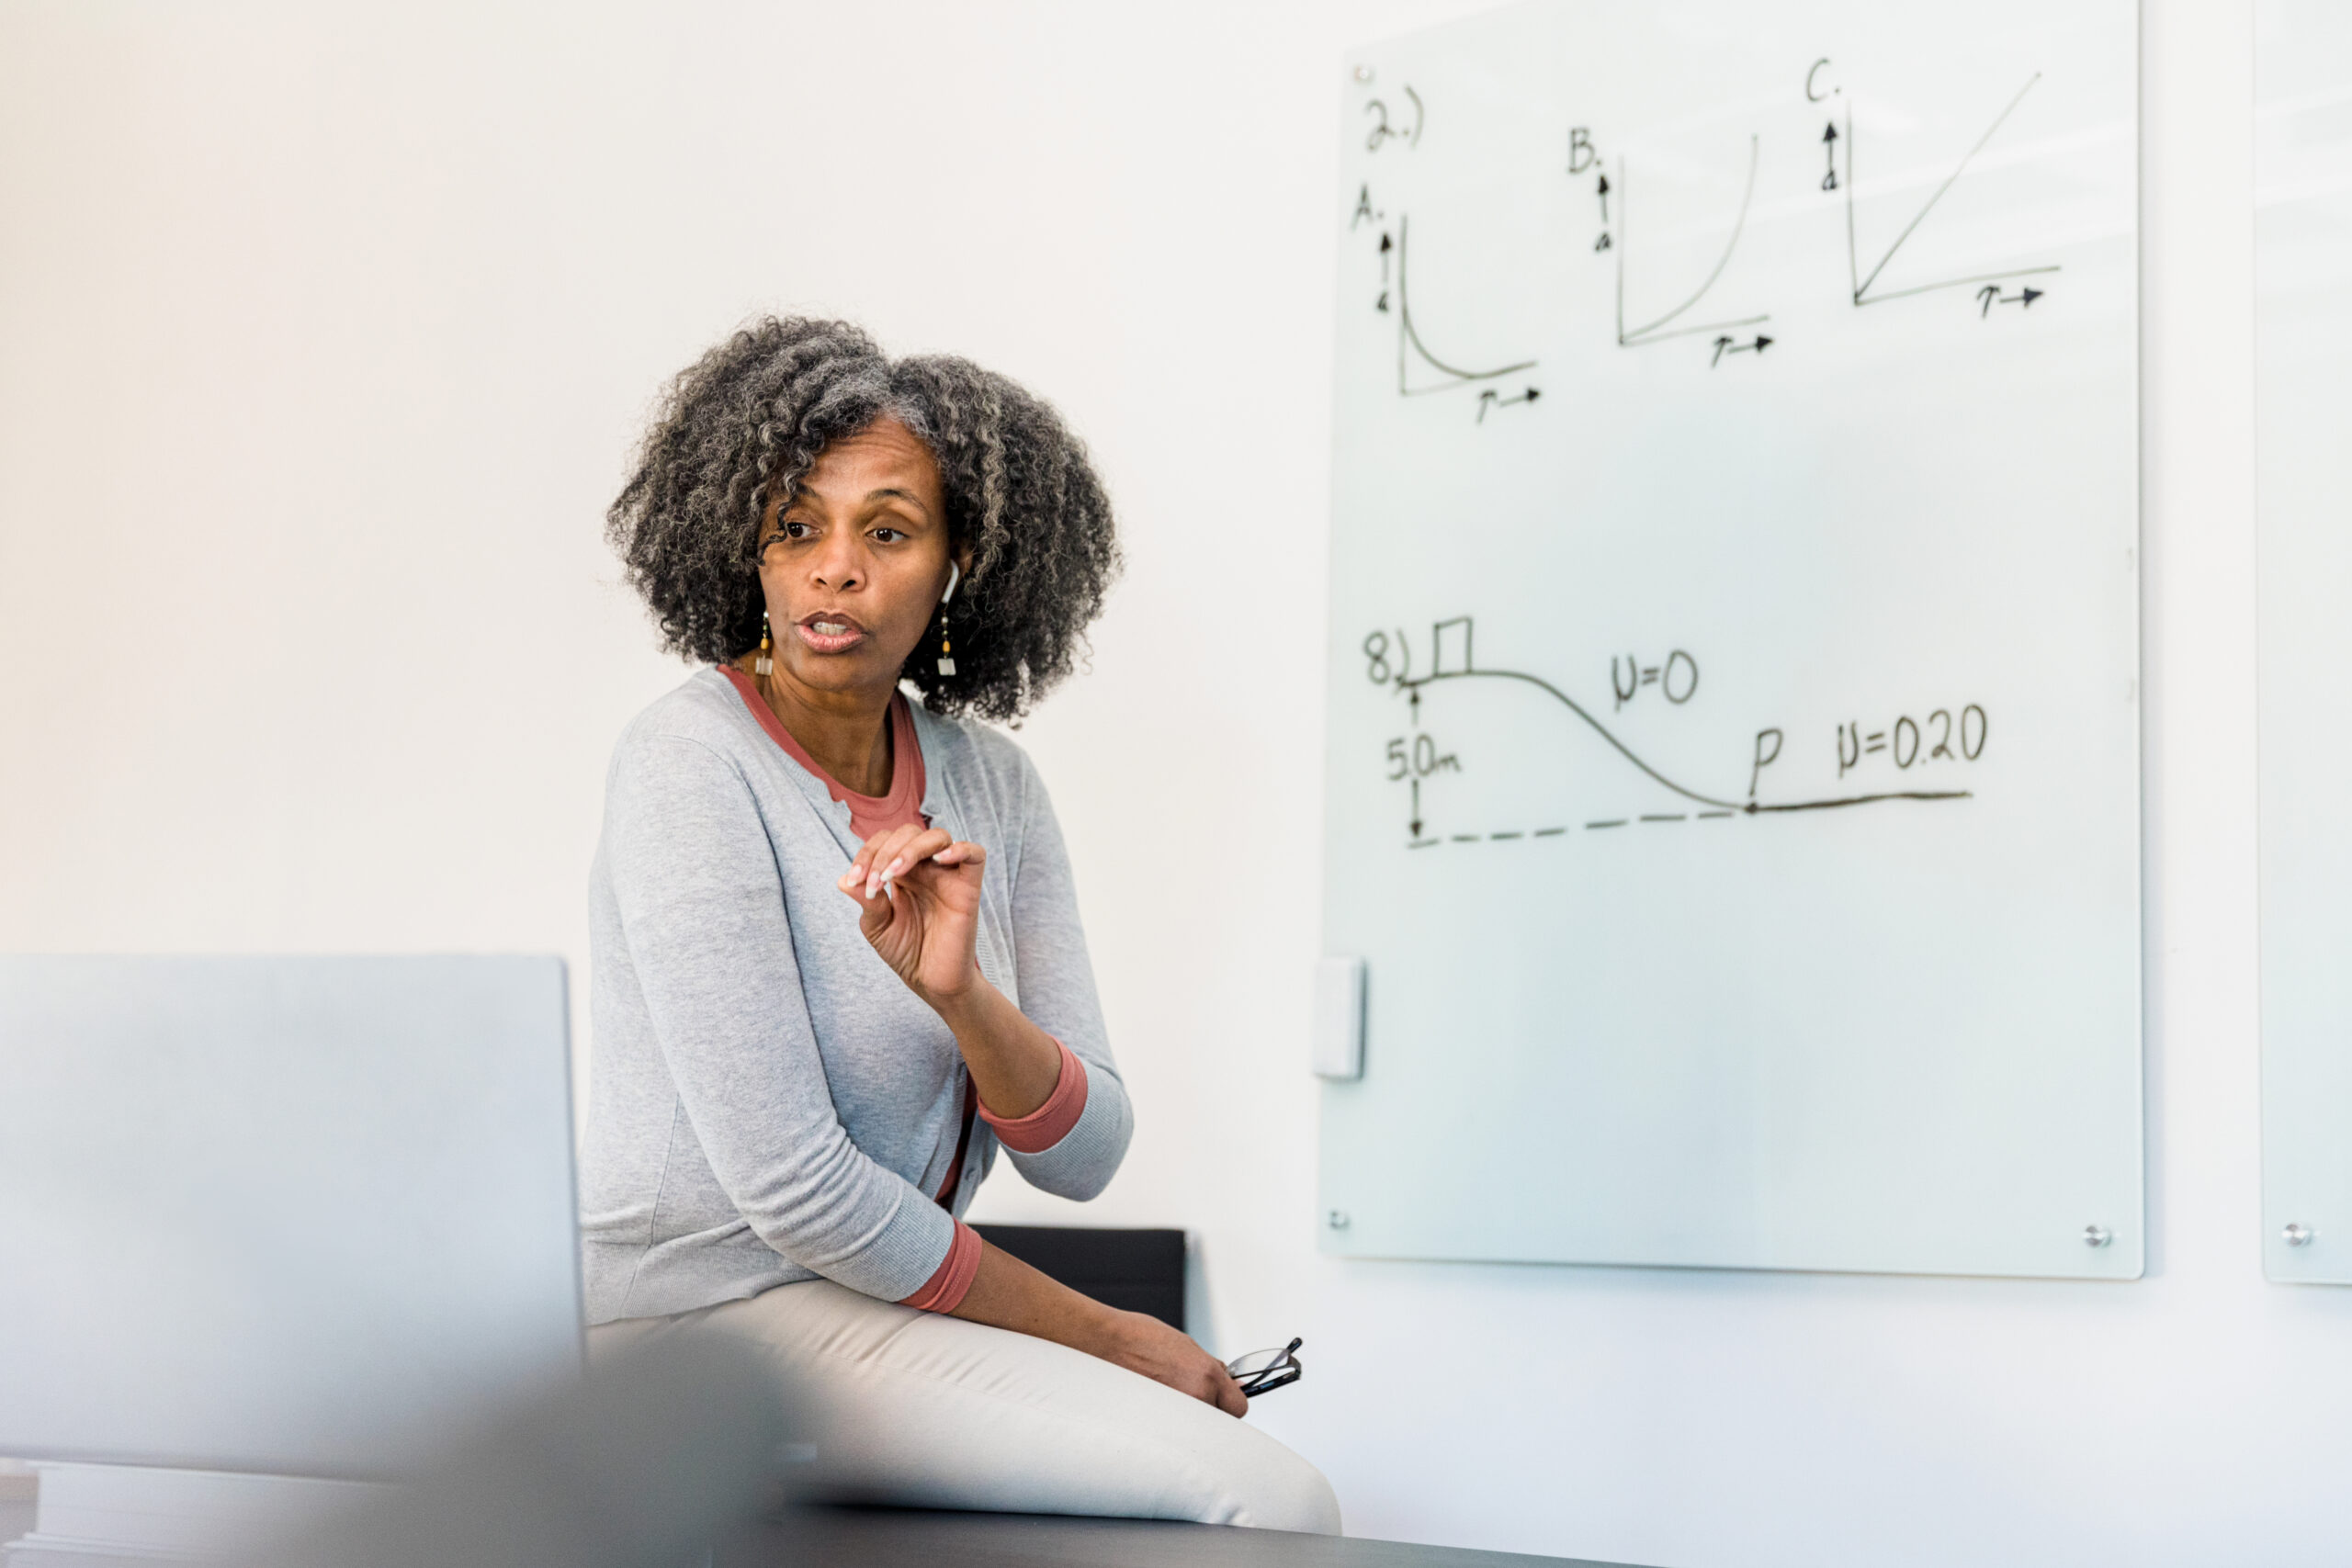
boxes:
[839,825,941,899]
[871,827,955,893]
[839,829,985,901]
[837,868,894,926]
[858,826,914,897]
[838,835,881,894]
[836,829,990,930]
[1210,1366,1249,1417]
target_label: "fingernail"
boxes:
[885,858,906,877]
[865,874,880,897]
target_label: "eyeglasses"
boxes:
[1225,1337,1304,1398]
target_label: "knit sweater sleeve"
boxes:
[602,730,956,1303]
[990,750,1133,1200]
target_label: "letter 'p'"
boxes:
[1748,728,1783,799]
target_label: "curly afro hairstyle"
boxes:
[607,316,1121,724]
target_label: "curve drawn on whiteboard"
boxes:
[1401,667,1970,816]
[1365,616,1973,847]
[1615,136,1772,348]
[1395,216,1539,396]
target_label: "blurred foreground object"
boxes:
[0,956,582,1472]
[244,1332,801,1568]
[0,955,584,1564]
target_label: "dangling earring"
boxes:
[755,612,774,676]
[936,564,960,677]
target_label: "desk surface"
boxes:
[758,1506,1644,1568]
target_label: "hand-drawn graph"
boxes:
[1614,137,1773,352]
[1358,56,2075,406]
[1842,73,2062,307]
[1363,616,1977,849]
[1392,216,1540,400]
[1346,68,1542,419]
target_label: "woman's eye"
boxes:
[781,520,811,539]
[872,527,905,544]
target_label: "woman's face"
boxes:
[756,415,956,700]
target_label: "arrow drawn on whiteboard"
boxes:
[1976,283,2044,315]
[1710,333,1772,366]
[1476,386,1541,421]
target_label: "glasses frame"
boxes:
[1227,1336,1304,1398]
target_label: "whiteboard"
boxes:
[1319,0,2141,1279]
[2257,0,2352,1286]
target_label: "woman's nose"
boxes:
[810,540,862,591]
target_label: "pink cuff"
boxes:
[978,1039,1089,1153]
[899,1219,982,1314]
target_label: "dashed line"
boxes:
[1406,811,1749,845]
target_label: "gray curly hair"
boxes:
[607,316,1121,723]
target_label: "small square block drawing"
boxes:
[1431,616,1475,677]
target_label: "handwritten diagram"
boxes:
[1345,51,2071,407]
[1361,617,1979,848]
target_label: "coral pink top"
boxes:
[721,666,1089,1314]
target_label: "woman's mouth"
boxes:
[795,613,868,654]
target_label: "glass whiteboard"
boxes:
[2257,0,2352,1286]
[1318,0,2142,1279]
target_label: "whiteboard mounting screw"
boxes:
[2284,1223,2314,1247]
[1352,64,1373,83]
[1327,1209,1351,1230]
[2083,1224,2112,1248]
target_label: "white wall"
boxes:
[1,3,2343,1565]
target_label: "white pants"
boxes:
[587,1279,1340,1534]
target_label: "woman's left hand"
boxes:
[837,825,986,1010]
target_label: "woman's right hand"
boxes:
[837,825,986,1010]
[1097,1308,1250,1416]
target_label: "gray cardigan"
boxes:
[578,668,1132,1325]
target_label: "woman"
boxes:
[578,317,1339,1532]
